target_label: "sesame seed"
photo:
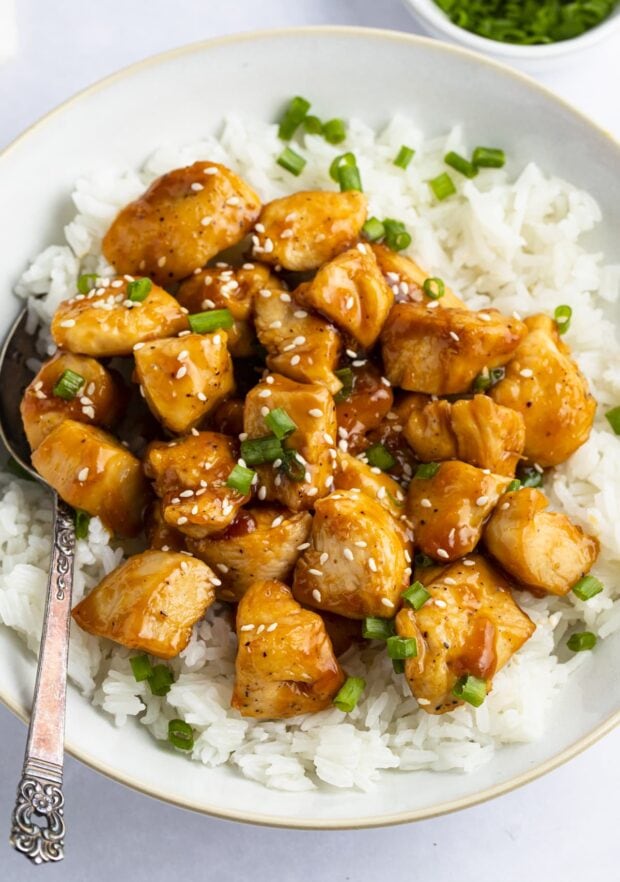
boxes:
[280,292,292,303]
[309,569,323,577]
[519,368,533,378]
[476,495,489,506]
[281,229,293,239]
[265,375,275,384]
[308,408,322,418]
[290,355,301,366]
[345,297,354,310]
[427,300,440,310]
[197,392,207,402]
[200,216,213,226]
[256,624,265,635]
[191,428,200,437]
[263,238,274,253]
[381,598,395,608]
[157,256,167,267]
[312,589,322,602]
[355,540,367,548]
[368,558,378,572]
[240,624,255,632]
[376,486,387,500]
[294,310,308,318]
[59,319,75,328]
[356,243,367,254]
[319,552,329,565]
[352,359,366,367]
[77,467,89,482]
[269,320,282,329]
[533,463,544,473]
[271,515,284,528]
[500,501,510,510]
[462,559,475,567]
[307,487,319,496]
[175,365,187,379]
[203,167,218,175]
[191,182,204,191]
[346,349,357,359]
[191,504,199,515]
[267,622,278,632]
[420,498,432,508]
[177,516,188,525]
[435,599,447,608]
[479,312,491,321]
[258,389,272,398]
[260,406,270,417]
[436,548,449,559]
[226,196,240,206]
[258,486,267,500]
[343,548,354,561]
[449,331,460,342]
[444,577,457,585]
[217,563,229,573]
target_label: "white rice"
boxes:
[2,113,619,792]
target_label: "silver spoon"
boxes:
[0,308,73,864]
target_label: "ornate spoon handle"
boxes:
[10,495,75,865]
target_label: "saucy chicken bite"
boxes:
[371,244,466,309]
[335,362,394,452]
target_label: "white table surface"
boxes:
[1,2,619,879]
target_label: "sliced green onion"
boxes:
[516,463,543,488]
[429,172,456,201]
[554,304,572,334]
[277,146,307,177]
[362,617,395,641]
[77,273,98,295]
[74,509,90,540]
[472,147,506,169]
[127,278,152,302]
[402,581,431,610]
[365,443,396,471]
[52,369,84,400]
[605,406,620,435]
[6,457,35,482]
[168,718,195,751]
[148,664,174,696]
[392,659,405,674]
[322,118,346,145]
[226,464,255,495]
[444,151,478,178]
[338,164,362,193]
[386,636,418,660]
[240,435,284,466]
[281,449,306,482]
[572,574,604,601]
[423,277,445,300]
[361,217,386,242]
[187,308,234,334]
[567,631,597,652]
[333,676,366,712]
[414,552,434,568]
[472,365,505,392]
[303,114,323,134]
[334,367,354,402]
[264,407,297,440]
[278,96,311,140]
[329,152,357,182]
[414,462,440,479]
[130,653,153,682]
[506,479,521,492]
[383,218,411,252]
[394,145,415,169]
[452,674,487,707]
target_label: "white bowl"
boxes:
[1,27,619,829]
[402,0,620,73]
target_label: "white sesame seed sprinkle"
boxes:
[449,331,460,342]
[343,548,354,561]
[290,355,301,366]
[157,256,167,267]
[368,557,378,572]
[240,624,255,632]
[175,365,187,379]
[59,319,76,328]
[476,495,489,506]
[463,559,475,567]
[312,589,322,602]
[420,498,432,508]
[437,548,449,559]
[381,598,395,608]
[519,368,534,378]
[258,389,272,398]
[77,467,89,482]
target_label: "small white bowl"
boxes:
[402,0,620,73]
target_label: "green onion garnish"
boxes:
[365,443,396,471]
[226,464,255,495]
[386,636,418,660]
[277,146,307,177]
[445,151,478,178]
[241,435,284,466]
[452,674,487,707]
[567,631,597,652]
[423,277,445,300]
[52,369,85,400]
[429,172,456,201]
[383,218,411,252]
[414,462,440,479]
[338,164,362,193]
[394,145,415,169]
[402,581,431,610]
[74,509,90,540]
[303,114,323,134]
[278,96,311,140]
[361,217,386,242]
[333,676,366,712]
[127,278,153,302]
[322,118,346,145]
[472,365,505,392]
[605,406,620,435]
[506,479,521,492]
[554,304,572,334]
[392,659,405,674]
[264,407,297,440]
[130,653,153,682]
[414,552,434,568]
[77,273,98,295]
[572,574,604,601]
[329,152,357,182]
[362,617,395,640]
[167,718,195,751]
[281,449,306,482]
[334,367,354,402]
[187,308,234,334]
[148,664,174,696]
[516,464,543,488]
[6,457,35,482]
[472,146,505,169]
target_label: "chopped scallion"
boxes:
[383,218,411,252]
[506,479,521,492]
[386,636,418,660]
[278,96,311,140]
[414,462,440,479]
[74,509,90,540]
[240,435,284,466]
[452,674,487,707]
[322,118,347,145]
[168,718,195,751]
[572,574,604,601]
[472,146,506,169]
[554,304,572,334]
[567,631,597,652]
[361,217,386,242]
[402,581,431,610]
[423,277,445,300]
[365,443,396,471]
[127,278,152,302]
[333,676,366,712]
[334,367,354,402]
[392,659,405,674]
[148,664,173,696]
[394,145,415,169]
[429,172,456,201]
[52,369,84,400]
[329,152,357,182]
[281,449,306,482]
[338,163,362,193]
[445,151,478,178]
[187,308,234,334]
[226,464,255,495]
[516,463,543,488]
[130,653,153,682]
[277,146,307,177]
[414,552,435,568]
[303,114,323,134]
[362,617,395,641]
[77,273,98,295]
[265,407,297,440]
[472,365,505,392]
[605,406,620,435]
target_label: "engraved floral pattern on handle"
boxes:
[11,758,65,864]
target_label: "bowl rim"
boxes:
[1,24,619,829]
[401,0,620,59]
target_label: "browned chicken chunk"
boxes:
[231,579,345,719]
[484,488,599,596]
[134,331,234,434]
[371,244,466,308]
[31,420,150,536]
[72,550,217,658]
[335,362,394,452]
[252,190,367,271]
[381,304,527,394]
[20,351,126,451]
[396,555,535,713]
[490,314,596,467]
[407,460,510,561]
[102,162,261,284]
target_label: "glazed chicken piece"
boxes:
[72,550,217,658]
[187,507,312,602]
[484,488,599,596]
[134,331,234,434]
[297,244,393,349]
[231,579,345,719]
[102,162,261,284]
[209,398,245,436]
[335,362,394,452]
[396,555,535,714]
[371,244,466,308]
[293,489,411,619]
[254,280,342,394]
[144,501,186,553]
[51,277,188,357]
[244,373,336,511]
[490,314,596,467]
[253,190,367,271]
[363,399,420,485]
[333,451,406,524]
[144,432,249,538]
[381,304,527,394]
[407,460,510,562]
[20,351,126,451]
[403,393,525,476]
[31,420,151,537]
